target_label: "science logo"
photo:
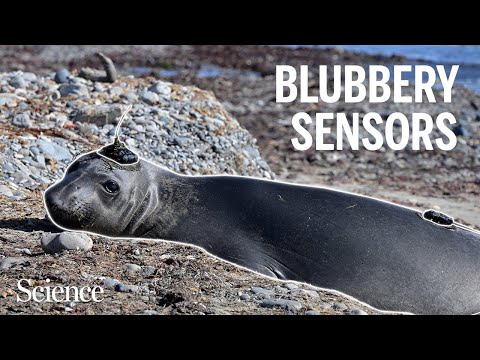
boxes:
[16,279,104,303]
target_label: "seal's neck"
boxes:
[126,163,203,241]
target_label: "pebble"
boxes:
[79,124,98,135]
[332,303,348,311]
[174,136,190,147]
[54,69,70,84]
[115,283,140,293]
[121,91,138,102]
[37,139,73,161]
[126,263,142,274]
[0,93,25,107]
[41,232,93,254]
[148,82,171,95]
[58,84,89,97]
[283,283,298,290]
[9,75,26,89]
[348,309,368,315]
[274,286,289,294]
[0,257,29,271]
[305,310,320,315]
[103,277,121,288]
[142,266,157,276]
[240,294,250,301]
[144,310,160,315]
[250,287,275,297]
[73,104,123,125]
[261,298,303,311]
[140,91,159,105]
[290,288,320,298]
[452,124,469,138]
[23,73,37,82]
[17,248,32,256]
[0,184,14,197]
[2,162,16,172]
[12,113,32,128]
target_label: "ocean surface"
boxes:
[293,45,480,93]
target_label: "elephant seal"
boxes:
[44,109,480,315]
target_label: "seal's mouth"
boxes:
[44,188,92,230]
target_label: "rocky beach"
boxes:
[0,45,478,315]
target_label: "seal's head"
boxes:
[44,150,144,236]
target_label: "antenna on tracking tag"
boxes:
[114,104,133,142]
[97,104,139,165]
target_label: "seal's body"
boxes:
[45,152,480,314]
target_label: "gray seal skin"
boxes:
[44,152,480,315]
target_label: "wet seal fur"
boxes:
[44,146,480,315]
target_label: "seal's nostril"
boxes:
[76,186,80,190]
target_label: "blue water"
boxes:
[128,65,261,79]
[303,45,480,65]
[292,45,480,93]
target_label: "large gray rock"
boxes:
[41,232,93,254]
[73,104,124,125]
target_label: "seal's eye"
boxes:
[104,180,120,193]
